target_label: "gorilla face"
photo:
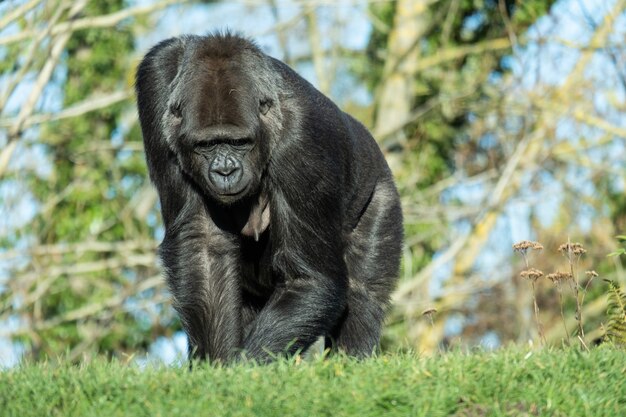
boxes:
[161,54,271,205]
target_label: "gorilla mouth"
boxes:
[208,169,248,196]
[207,152,248,197]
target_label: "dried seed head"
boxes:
[585,270,598,278]
[520,268,544,281]
[546,271,573,283]
[513,241,544,254]
[422,308,437,316]
[558,242,586,256]
[513,241,532,251]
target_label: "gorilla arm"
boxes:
[136,38,244,362]
[241,136,349,362]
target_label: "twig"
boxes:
[498,0,518,48]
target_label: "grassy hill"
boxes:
[1,347,624,417]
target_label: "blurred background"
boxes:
[0,0,625,366]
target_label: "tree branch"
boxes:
[0,0,181,46]
[0,0,41,31]
[0,90,132,129]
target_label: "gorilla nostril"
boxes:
[213,165,238,177]
[211,155,240,177]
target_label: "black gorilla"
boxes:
[136,33,402,363]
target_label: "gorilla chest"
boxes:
[238,233,278,297]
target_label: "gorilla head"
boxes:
[160,37,280,206]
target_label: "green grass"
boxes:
[1,347,624,417]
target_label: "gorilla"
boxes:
[135,33,402,363]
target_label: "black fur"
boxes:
[135,33,403,363]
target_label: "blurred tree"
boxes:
[357,0,626,352]
[0,0,177,362]
[364,0,556,268]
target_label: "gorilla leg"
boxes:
[326,289,385,356]
[243,278,347,362]
[240,292,265,340]
[330,180,403,356]
[161,213,243,362]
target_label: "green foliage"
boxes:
[604,236,626,346]
[607,235,626,257]
[1,348,625,417]
[604,279,626,346]
[367,0,557,187]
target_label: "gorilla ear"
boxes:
[259,98,272,115]
[169,101,182,119]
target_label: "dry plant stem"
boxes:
[557,285,571,345]
[530,280,546,345]
[580,272,598,309]
[560,240,590,347]
[569,251,584,340]
[578,335,590,352]
[514,241,546,346]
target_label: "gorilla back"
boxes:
[136,33,403,363]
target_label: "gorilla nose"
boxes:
[213,165,238,177]
[211,155,240,177]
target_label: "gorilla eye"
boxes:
[232,139,253,149]
[196,139,252,152]
[196,140,218,152]
[259,99,272,115]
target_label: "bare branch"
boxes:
[16,252,154,281]
[533,98,626,138]
[0,239,157,260]
[0,0,181,46]
[2,276,164,337]
[0,90,132,129]
[0,0,41,31]
[402,37,511,74]
[0,0,68,110]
